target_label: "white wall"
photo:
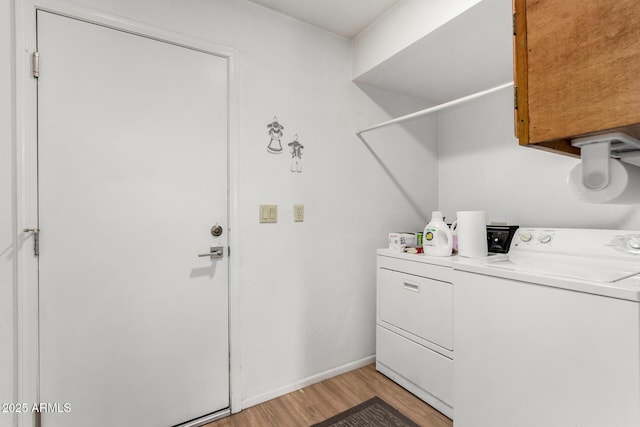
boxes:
[354,83,439,226]
[438,87,640,229]
[1,0,437,418]
[0,0,16,426]
[352,0,481,78]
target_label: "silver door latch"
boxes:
[23,227,40,256]
[198,246,224,259]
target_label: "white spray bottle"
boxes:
[423,211,453,256]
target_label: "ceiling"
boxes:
[247,0,402,39]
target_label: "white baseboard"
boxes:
[240,355,376,410]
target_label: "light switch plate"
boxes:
[294,204,304,222]
[259,205,277,223]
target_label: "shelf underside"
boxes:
[354,0,513,104]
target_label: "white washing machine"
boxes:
[453,228,640,427]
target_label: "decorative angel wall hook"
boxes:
[267,116,284,153]
[288,134,303,173]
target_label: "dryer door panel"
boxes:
[378,268,453,350]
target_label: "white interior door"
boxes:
[37,11,229,427]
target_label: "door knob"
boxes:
[210,224,223,237]
[198,246,224,259]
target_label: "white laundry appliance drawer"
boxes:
[375,250,456,420]
[378,268,453,351]
[376,326,453,417]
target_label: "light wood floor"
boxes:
[206,364,452,427]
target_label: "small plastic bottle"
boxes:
[423,211,453,256]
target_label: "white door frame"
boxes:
[14,1,241,425]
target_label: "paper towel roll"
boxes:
[568,159,640,204]
[455,210,488,258]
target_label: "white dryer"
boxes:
[453,228,640,427]
[376,249,455,418]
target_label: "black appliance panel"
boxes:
[487,225,519,254]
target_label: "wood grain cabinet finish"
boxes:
[513,0,640,156]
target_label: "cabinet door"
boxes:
[514,0,640,155]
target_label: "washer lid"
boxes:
[484,252,640,283]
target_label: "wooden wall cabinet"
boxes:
[513,0,640,156]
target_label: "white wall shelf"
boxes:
[353,0,512,105]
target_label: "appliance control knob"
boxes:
[539,234,552,244]
[520,232,532,242]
